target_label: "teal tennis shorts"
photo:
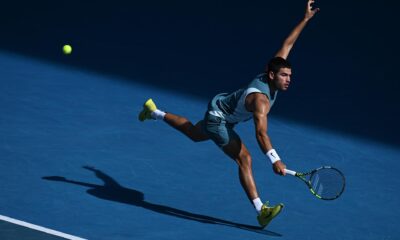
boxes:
[201,95,240,148]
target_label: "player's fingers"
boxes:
[308,0,315,9]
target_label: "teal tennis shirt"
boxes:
[209,73,277,124]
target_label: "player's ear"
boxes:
[268,71,275,80]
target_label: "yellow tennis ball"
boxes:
[63,44,72,55]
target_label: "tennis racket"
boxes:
[284,166,345,200]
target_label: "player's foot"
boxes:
[139,98,157,121]
[257,202,284,229]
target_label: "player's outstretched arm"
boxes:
[274,0,320,59]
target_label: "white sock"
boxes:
[151,109,166,120]
[252,197,263,215]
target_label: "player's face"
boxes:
[273,68,292,91]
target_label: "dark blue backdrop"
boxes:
[1,0,398,145]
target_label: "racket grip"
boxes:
[284,169,297,176]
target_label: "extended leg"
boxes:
[164,113,209,142]
[139,98,209,142]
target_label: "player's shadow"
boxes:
[42,166,281,237]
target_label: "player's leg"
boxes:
[221,136,259,201]
[203,116,261,205]
[203,114,283,228]
[139,98,209,142]
[201,114,259,201]
[164,114,209,142]
[221,135,283,228]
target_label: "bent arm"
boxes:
[275,0,320,59]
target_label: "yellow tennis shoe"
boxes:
[138,98,157,121]
[257,202,284,229]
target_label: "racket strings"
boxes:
[309,168,345,200]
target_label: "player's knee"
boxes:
[237,155,252,169]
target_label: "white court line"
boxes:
[0,215,87,240]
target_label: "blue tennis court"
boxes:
[0,0,398,239]
[1,51,399,239]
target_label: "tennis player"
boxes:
[139,0,319,228]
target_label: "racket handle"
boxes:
[284,169,297,176]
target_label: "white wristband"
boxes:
[266,149,281,164]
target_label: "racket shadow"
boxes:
[42,166,282,237]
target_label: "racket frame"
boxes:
[285,166,345,200]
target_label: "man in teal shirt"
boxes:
[139,0,319,229]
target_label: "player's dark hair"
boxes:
[266,57,292,74]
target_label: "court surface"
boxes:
[1,51,399,239]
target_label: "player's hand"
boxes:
[273,160,287,176]
[305,0,320,21]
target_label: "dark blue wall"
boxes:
[1,0,398,145]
